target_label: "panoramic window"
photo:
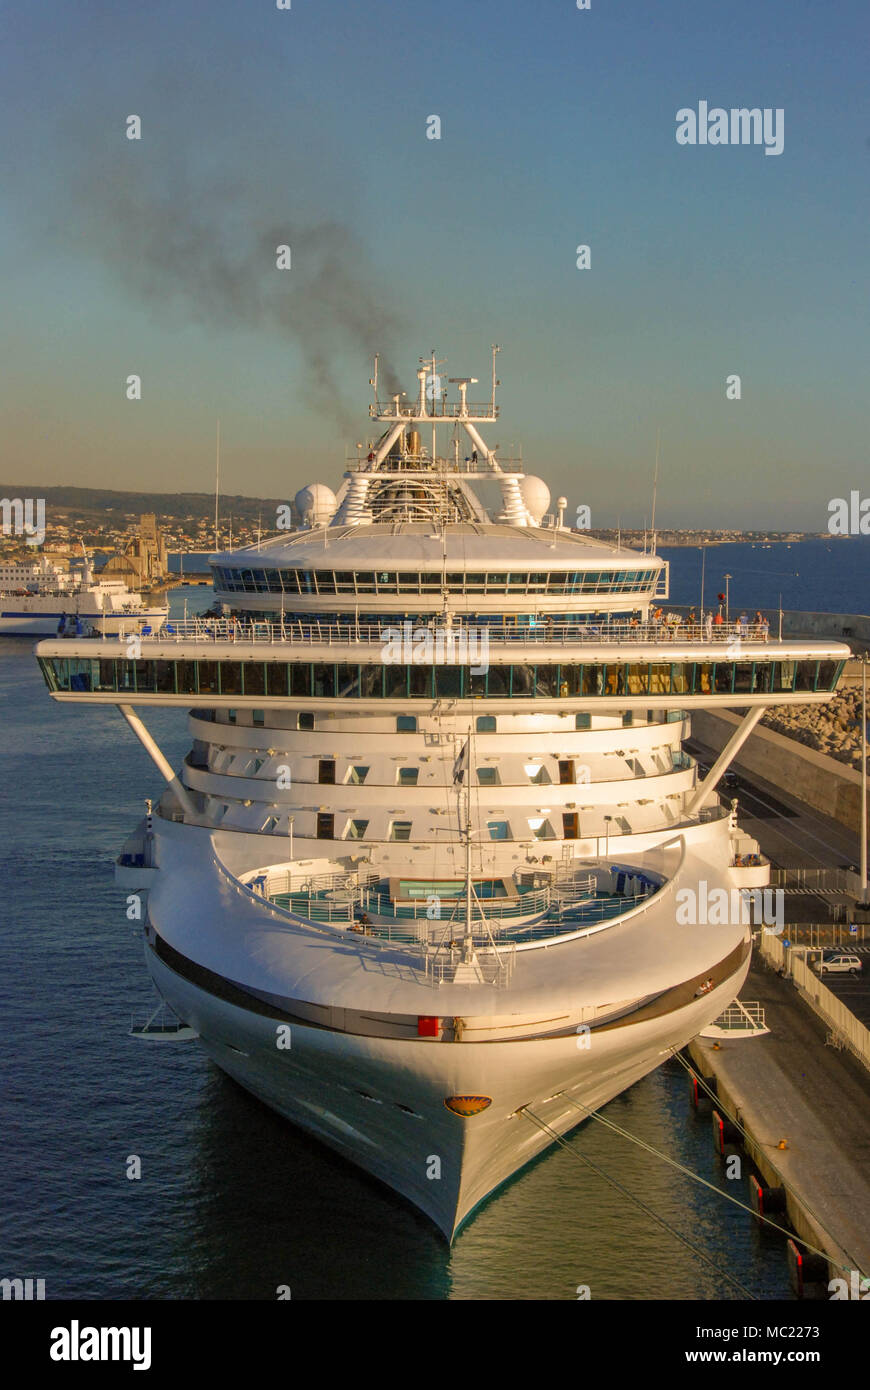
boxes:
[476,715,496,732]
[396,715,417,732]
[524,763,551,784]
[477,767,499,786]
[346,766,369,785]
[397,768,419,786]
[389,821,412,841]
[346,819,369,840]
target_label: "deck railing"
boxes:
[97,616,774,648]
[262,881,654,944]
[228,845,681,983]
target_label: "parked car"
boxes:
[813,951,863,976]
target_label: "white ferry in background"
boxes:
[0,554,168,637]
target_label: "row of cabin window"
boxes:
[213,567,660,596]
[258,812,611,842]
[305,759,588,786]
[227,712,597,733]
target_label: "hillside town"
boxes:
[0,487,821,580]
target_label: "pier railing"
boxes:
[769,867,856,894]
[759,933,870,1072]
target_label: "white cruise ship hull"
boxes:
[146,940,749,1239]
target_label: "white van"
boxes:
[814,951,863,976]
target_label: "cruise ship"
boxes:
[35,354,850,1239]
[1,553,168,636]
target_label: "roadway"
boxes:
[685,735,870,1026]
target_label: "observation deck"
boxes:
[37,616,848,709]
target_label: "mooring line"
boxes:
[519,1105,758,1300]
[667,1047,864,1277]
[558,1091,856,1278]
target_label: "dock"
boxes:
[689,956,870,1282]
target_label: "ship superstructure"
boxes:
[36,354,849,1237]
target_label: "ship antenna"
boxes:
[369,353,379,406]
[214,418,221,551]
[491,344,500,414]
[650,428,661,555]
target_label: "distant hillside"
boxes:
[0,485,290,525]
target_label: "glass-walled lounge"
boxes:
[212,566,660,597]
[40,655,844,699]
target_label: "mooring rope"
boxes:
[558,1090,856,1278]
[667,1047,863,1277]
[519,1104,758,1300]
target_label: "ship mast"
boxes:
[464,743,474,964]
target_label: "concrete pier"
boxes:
[688,959,870,1281]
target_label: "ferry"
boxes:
[2,554,168,636]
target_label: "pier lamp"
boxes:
[856,653,870,912]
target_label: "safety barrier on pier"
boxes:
[759,933,870,1070]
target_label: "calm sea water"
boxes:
[661,536,870,615]
[3,540,867,1300]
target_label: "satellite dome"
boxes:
[520,476,551,524]
[295,483,336,527]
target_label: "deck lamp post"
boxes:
[723,573,732,624]
[604,814,613,860]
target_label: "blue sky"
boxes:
[1,0,867,527]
